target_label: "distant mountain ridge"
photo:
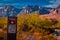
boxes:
[20,5,52,14]
[0,5,54,17]
[0,5,22,17]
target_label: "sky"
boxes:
[0,0,60,8]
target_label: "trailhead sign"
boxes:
[7,16,17,40]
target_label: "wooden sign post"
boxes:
[7,16,17,40]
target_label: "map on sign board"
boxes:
[8,24,16,33]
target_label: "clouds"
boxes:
[45,0,60,8]
[0,0,40,8]
[49,0,60,4]
[0,0,60,8]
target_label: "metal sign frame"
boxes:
[7,16,17,40]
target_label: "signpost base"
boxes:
[7,33,16,40]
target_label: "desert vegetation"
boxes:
[0,12,60,40]
[17,12,59,40]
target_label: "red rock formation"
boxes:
[39,14,60,20]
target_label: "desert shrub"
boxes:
[56,21,60,28]
[40,34,57,40]
[17,12,56,40]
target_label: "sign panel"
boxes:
[8,24,16,33]
[7,17,17,33]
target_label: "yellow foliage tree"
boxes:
[17,12,56,40]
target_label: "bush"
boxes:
[17,12,56,40]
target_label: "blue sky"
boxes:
[0,0,60,8]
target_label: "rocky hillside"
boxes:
[40,14,60,20]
